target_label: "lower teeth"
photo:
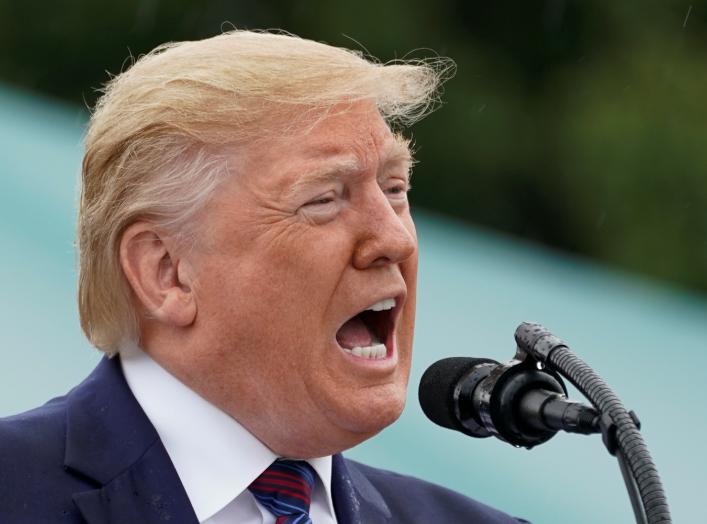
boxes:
[342,343,387,359]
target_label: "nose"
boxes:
[352,191,417,269]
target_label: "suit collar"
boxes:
[332,454,391,524]
[64,356,198,524]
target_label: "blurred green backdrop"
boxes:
[1,2,706,523]
[1,0,706,291]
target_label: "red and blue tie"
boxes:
[248,459,317,524]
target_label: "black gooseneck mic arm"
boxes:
[514,322,670,524]
[418,323,672,524]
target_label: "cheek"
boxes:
[196,229,352,350]
[269,230,353,305]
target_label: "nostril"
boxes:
[369,256,392,267]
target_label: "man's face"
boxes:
[183,101,417,457]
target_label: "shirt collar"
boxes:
[119,341,335,522]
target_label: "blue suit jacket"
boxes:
[0,357,529,523]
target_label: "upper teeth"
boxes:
[366,298,395,312]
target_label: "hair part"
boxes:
[78,29,454,354]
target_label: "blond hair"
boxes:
[78,29,453,353]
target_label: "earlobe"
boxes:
[119,222,197,328]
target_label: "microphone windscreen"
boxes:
[418,357,491,432]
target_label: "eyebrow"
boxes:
[283,158,362,200]
[379,135,414,178]
[283,136,413,200]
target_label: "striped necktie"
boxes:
[248,459,317,524]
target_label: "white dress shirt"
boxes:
[120,341,338,524]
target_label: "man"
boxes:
[0,31,528,523]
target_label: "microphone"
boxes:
[418,325,673,524]
[418,356,600,448]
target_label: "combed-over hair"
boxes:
[78,29,453,354]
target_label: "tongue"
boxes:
[336,316,376,349]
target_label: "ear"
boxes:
[119,222,197,328]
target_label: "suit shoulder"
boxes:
[0,395,92,522]
[0,394,68,458]
[346,459,530,524]
[0,396,70,491]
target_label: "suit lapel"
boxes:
[332,454,391,524]
[71,439,198,524]
[64,357,198,524]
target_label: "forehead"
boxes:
[295,104,400,155]
[235,102,410,193]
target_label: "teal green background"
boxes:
[1,85,706,522]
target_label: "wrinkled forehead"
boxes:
[231,101,412,191]
[275,100,404,153]
[289,126,411,171]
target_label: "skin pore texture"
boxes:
[119,101,418,458]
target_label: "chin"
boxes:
[333,385,407,440]
[263,388,407,458]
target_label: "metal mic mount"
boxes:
[450,355,601,448]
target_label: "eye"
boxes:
[386,185,408,195]
[298,191,341,224]
[383,179,410,200]
[305,196,335,206]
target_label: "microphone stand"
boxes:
[513,322,671,524]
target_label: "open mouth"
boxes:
[335,297,398,359]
